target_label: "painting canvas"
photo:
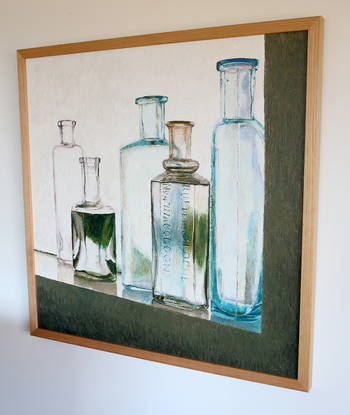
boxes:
[27,34,265,330]
[18,16,323,391]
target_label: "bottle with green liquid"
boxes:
[72,157,116,281]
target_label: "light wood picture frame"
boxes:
[17,16,324,391]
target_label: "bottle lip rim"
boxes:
[135,95,168,104]
[166,120,195,127]
[57,120,76,127]
[79,157,101,164]
[217,58,259,71]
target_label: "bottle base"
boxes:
[210,308,262,333]
[153,295,207,311]
[211,300,261,322]
[74,270,116,282]
[122,286,153,305]
[122,282,152,292]
[57,257,73,266]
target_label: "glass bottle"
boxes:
[72,157,117,281]
[120,95,169,291]
[53,120,83,264]
[211,58,265,319]
[151,121,210,310]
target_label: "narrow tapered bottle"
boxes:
[53,120,83,264]
[151,121,210,310]
[211,58,265,319]
[120,95,169,291]
[72,157,116,281]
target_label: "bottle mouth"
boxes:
[79,157,100,164]
[217,58,258,72]
[166,121,195,128]
[135,95,168,104]
[57,120,76,127]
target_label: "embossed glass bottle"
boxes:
[120,95,169,291]
[53,120,83,264]
[72,157,116,281]
[151,121,210,309]
[211,58,265,319]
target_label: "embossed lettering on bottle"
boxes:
[161,183,172,278]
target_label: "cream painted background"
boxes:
[26,36,264,257]
[1,0,349,414]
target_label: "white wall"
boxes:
[0,0,349,414]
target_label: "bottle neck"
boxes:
[58,120,76,145]
[220,66,256,120]
[80,157,101,204]
[163,121,199,174]
[136,96,167,140]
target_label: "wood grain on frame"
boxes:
[17,52,38,333]
[298,15,324,392]
[17,16,324,392]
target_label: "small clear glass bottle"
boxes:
[53,120,83,264]
[151,121,210,310]
[120,95,169,291]
[72,157,116,281]
[211,58,265,319]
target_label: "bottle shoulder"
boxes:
[72,201,115,214]
[120,138,168,152]
[53,143,83,156]
[53,143,83,150]
[213,118,264,141]
[152,171,210,186]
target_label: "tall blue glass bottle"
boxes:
[120,96,169,291]
[211,59,265,320]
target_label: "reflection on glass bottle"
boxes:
[72,157,116,281]
[211,58,265,320]
[151,121,210,310]
[53,120,83,264]
[120,95,169,291]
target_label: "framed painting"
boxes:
[17,16,323,391]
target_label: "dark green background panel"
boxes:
[36,30,308,378]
